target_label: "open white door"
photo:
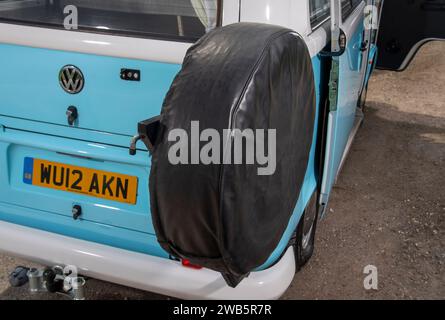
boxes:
[377,0,445,71]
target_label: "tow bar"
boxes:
[9,265,87,300]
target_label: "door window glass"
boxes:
[0,0,220,41]
[309,0,331,28]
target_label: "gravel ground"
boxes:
[0,42,444,300]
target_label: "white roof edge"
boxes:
[0,23,190,64]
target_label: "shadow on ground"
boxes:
[282,100,444,299]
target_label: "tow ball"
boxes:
[129,116,161,155]
[9,265,87,300]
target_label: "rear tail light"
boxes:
[181,259,203,270]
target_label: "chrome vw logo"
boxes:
[59,65,84,94]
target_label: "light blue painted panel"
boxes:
[0,127,154,234]
[0,44,181,137]
[0,200,167,258]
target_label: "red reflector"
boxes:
[181,259,203,270]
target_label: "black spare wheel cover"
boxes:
[148,23,316,287]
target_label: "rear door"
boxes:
[0,1,221,244]
[377,0,445,71]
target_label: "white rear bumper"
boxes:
[0,221,295,300]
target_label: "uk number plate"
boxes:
[23,157,138,205]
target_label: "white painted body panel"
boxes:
[240,0,310,36]
[0,23,191,64]
[221,0,240,26]
[0,2,241,64]
[0,221,295,300]
[239,0,328,57]
[0,0,327,62]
